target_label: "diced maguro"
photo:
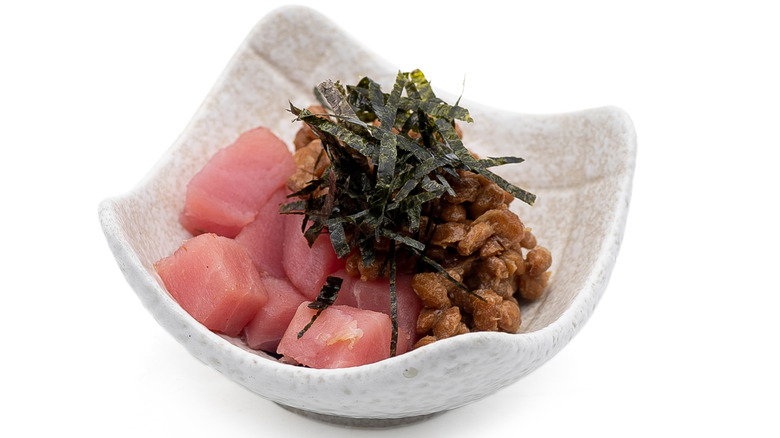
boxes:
[347,274,422,352]
[278,303,393,369]
[395,328,410,356]
[329,268,358,307]
[179,127,296,238]
[244,269,357,353]
[234,188,289,278]
[305,268,414,355]
[243,275,307,352]
[154,233,269,337]
[282,214,345,300]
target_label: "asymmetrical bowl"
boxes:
[98,5,636,425]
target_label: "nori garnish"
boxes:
[284,69,536,355]
[297,276,343,339]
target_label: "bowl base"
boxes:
[278,403,443,428]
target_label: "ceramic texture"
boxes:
[98,5,636,423]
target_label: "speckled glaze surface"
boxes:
[98,5,636,424]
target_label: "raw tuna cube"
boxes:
[243,275,307,352]
[278,303,393,369]
[395,329,411,355]
[347,274,423,352]
[179,127,296,238]
[282,214,345,300]
[154,233,269,337]
[316,269,412,354]
[243,270,357,353]
[234,188,289,278]
[328,268,358,307]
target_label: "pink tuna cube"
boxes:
[234,188,289,278]
[341,273,422,352]
[244,270,358,354]
[179,127,296,238]
[243,275,307,352]
[154,233,269,337]
[277,303,393,369]
[327,269,358,308]
[282,214,345,300]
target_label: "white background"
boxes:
[2,1,778,436]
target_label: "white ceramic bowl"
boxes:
[98,5,636,426]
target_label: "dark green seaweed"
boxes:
[284,69,536,354]
[297,276,343,339]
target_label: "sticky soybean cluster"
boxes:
[411,169,552,349]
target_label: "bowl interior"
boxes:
[99,5,636,420]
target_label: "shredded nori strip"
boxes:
[297,276,343,339]
[284,69,536,354]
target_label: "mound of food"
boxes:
[154,70,552,368]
